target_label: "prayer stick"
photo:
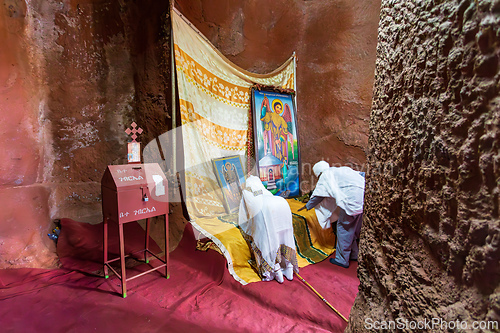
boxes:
[295,272,348,323]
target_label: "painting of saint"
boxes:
[221,161,242,211]
[252,89,300,197]
[260,97,295,165]
[212,155,246,213]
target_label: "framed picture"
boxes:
[251,87,300,197]
[212,155,246,213]
[127,142,141,163]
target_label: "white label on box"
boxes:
[152,174,165,196]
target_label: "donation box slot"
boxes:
[101,163,168,224]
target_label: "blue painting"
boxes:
[212,155,246,213]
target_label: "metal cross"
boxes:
[125,122,143,142]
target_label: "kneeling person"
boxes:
[238,176,299,283]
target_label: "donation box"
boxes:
[101,163,168,224]
[100,163,169,298]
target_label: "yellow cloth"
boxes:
[192,199,336,284]
[286,199,336,266]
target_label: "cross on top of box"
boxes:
[125,122,143,142]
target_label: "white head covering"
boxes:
[313,161,329,177]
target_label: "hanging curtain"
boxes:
[172,7,295,214]
[172,8,334,285]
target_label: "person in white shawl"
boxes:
[304,161,365,268]
[238,175,299,283]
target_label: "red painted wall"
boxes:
[0,0,171,268]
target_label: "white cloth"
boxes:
[312,167,365,228]
[313,161,329,177]
[238,176,298,282]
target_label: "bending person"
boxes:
[238,175,299,282]
[303,161,365,268]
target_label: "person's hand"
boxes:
[297,205,307,212]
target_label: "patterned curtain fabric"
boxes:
[172,8,295,218]
[172,9,334,285]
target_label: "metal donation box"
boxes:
[101,163,169,298]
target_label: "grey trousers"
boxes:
[334,209,363,266]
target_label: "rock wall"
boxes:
[348,0,500,331]
[174,0,381,192]
[0,0,171,268]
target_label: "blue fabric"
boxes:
[334,209,363,267]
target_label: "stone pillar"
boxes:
[348,0,500,331]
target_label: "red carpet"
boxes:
[0,219,359,332]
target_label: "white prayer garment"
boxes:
[310,166,365,229]
[238,176,299,283]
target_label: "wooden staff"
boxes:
[295,272,348,323]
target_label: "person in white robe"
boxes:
[304,161,365,268]
[238,175,299,283]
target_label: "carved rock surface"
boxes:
[347,1,500,331]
